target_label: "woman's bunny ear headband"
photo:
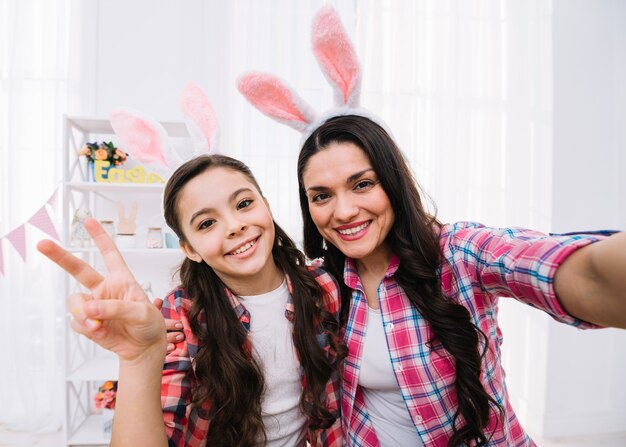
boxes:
[237,5,391,143]
[109,81,220,178]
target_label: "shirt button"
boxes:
[385,322,394,331]
[394,364,403,372]
[414,415,423,423]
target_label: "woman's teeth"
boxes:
[337,222,369,235]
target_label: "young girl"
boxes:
[38,154,344,447]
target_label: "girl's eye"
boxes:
[237,199,253,210]
[311,193,330,203]
[198,219,215,230]
[355,180,375,190]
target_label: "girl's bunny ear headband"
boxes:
[109,81,220,179]
[237,5,391,144]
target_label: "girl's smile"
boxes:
[177,166,282,295]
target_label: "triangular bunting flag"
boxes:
[6,225,26,262]
[29,205,60,240]
[46,186,59,207]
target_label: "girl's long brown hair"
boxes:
[164,154,345,447]
[297,115,503,447]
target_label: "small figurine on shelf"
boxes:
[115,201,137,248]
[79,141,128,182]
[70,208,93,247]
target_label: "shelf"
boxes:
[67,247,182,255]
[67,356,119,381]
[62,116,187,446]
[68,115,189,138]
[67,181,164,193]
[67,413,112,446]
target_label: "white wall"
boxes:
[76,0,626,439]
[500,0,626,439]
[75,0,207,119]
[542,0,626,437]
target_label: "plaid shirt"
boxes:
[160,266,343,447]
[342,222,608,447]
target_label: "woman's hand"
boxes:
[153,298,186,353]
[38,218,167,363]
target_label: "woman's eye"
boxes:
[237,199,253,210]
[311,193,330,203]
[355,180,374,190]
[198,219,215,230]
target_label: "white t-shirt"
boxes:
[359,306,423,446]
[240,281,306,447]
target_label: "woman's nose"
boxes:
[333,194,359,221]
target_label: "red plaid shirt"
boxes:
[160,266,343,447]
[342,222,607,446]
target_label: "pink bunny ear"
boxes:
[312,6,361,108]
[110,108,182,169]
[180,82,219,154]
[237,72,319,133]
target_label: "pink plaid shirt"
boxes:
[342,222,607,446]
[160,266,343,447]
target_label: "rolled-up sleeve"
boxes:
[445,222,610,328]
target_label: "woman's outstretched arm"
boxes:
[554,231,626,328]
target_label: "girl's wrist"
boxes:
[119,342,167,371]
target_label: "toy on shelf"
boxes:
[115,201,137,248]
[70,208,93,248]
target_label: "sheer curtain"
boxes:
[216,0,552,242]
[356,0,553,230]
[0,0,73,432]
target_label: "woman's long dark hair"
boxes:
[164,155,345,447]
[297,115,503,447]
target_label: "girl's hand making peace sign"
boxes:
[37,218,167,364]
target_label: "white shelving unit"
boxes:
[61,116,187,446]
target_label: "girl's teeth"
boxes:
[338,222,369,235]
[231,240,256,255]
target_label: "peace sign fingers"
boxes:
[37,238,105,291]
[84,218,135,281]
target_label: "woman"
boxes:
[295,114,625,446]
[39,154,345,447]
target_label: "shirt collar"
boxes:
[343,255,400,289]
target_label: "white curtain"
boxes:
[354,0,553,230]
[214,0,552,244]
[0,0,73,432]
